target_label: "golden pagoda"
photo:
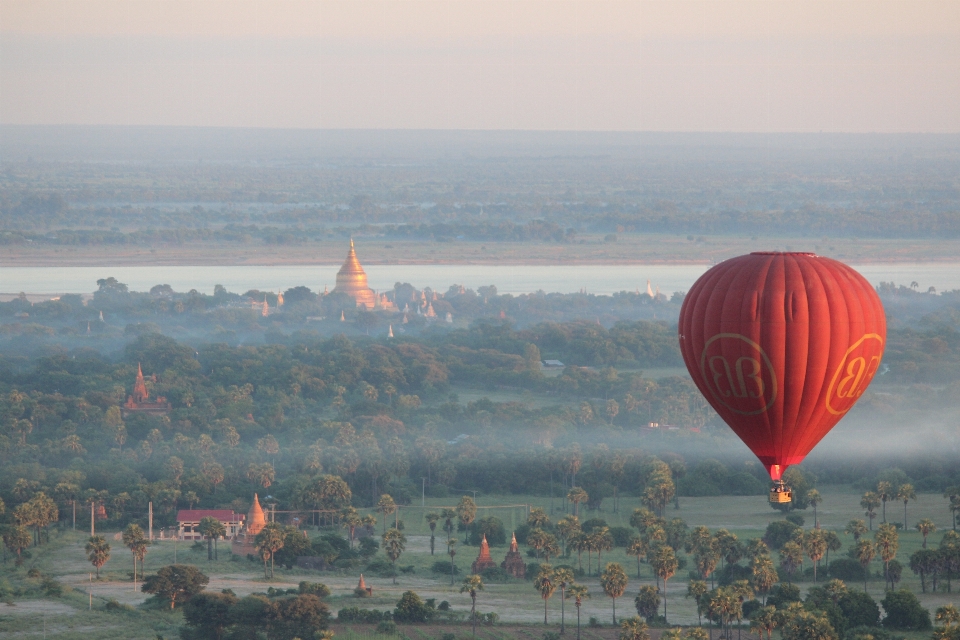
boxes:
[231,493,267,556]
[331,239,377,309]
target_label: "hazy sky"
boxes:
[1,0,958,132]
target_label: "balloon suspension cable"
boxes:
[769,479,793,504]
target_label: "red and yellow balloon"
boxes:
[678,252,886,486]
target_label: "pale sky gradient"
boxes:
[1,0,958,132]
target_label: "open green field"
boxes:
[1,485,956,639]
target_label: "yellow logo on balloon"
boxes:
[699,333,778,416]
[826,334,884,415]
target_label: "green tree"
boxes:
[635,585,661,622]
[804,529,827,583]
[3,525,31,565]
[382,528,407,584]
[86,535,110,578]
[686,580,708,626]
[750,606,778,640]
[845,519,868,542]
[181,591,237,640]
[457,495,478,532]
[394,590,432,623]
[255,522,285,579]
[601,562,629,625]
[807,490,822,527]
[568,487,588,517]
[752,555,778,605]
[460,574,484,635]
[880,589,931,630]
[142,564,209,609]
[528,506,551,529]
[861,493,880,530]
[781,610,837,640]
[876,482,892,524]
[779,541,803,584]
[534,563,556,624]
[341,506,362,549]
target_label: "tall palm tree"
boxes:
[897,484,916,530]
[122,524,146,589]
[198,516,220,561]
[627,536,647,578]
[425,512,440,555]
[846,519,868,541]
[916,518,937,548]
[824,531,842,566]
[568,487,588,517]
[876,482,892,524]
[460,574,484,635]
[255,522,285,579]
[600,562,629,625]
[861,493,880,530]
[874,523,899,591]
[341,507,362,549]
[751,556,777,606]
[447,538,458,586]
[749,606,777,640]
[806,490,822,528]
[778,542,803,585]
[804,529,827,583]
[376,494,397,534]
[382,528,406,585]
[653,547,678,622]
[554,567,575,634]
[567,584,589,640]
[85,535,110,578]
[594,528,614,573]
[855,539,876,592]
[535,564,556,624]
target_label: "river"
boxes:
[1,263,958,297]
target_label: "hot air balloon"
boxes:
[678,252,886,503]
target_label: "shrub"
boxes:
[431,561,460,575]
[589,616,602,628]
[766,583,801,609]
[785,514,805,527]
[469,516,506,546]
[609,526,633,547]
[838,591,880,629]
[337,607,392,623]
[829,559,867,582]
[480,566,509,583]
[880,590,931,630]
[298,581,331,598]
[393,591,433,624]
[366,557,397,577]
[438,601,450,611]
[582,518,608,533]
[376,621,398,635]
[764,521,802,550]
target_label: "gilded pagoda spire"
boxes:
[332,239,377,309]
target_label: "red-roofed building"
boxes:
[175,509,244,541]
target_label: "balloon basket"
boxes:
[769,481,792,504]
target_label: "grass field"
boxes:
[1,485,957,639]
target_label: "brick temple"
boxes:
[501,532,527,578]
[471,534,497,574]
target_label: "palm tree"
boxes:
[447,538,458,586]
[460,574,484,635]
[861,493,880,530]
[425,512,440,555]
[441,508,457,544]
[619,616,650,640]
[804,529,827,583]
[568,487,588,517]
[122,524,146,589]
[824,579,848,604]
[916,518,937,548]
[382,528,406,584]
[751,556,778,605]
[824,530,842,565]
[749,606,777,640]
[528,507,551,529]
[627,536,647,578]
[198,516,220,561]
[554,567,575,634]
[876,482,892,523]
[778,541,803,585]
[686,580,708,626]
[341,507,362,548]
[845,519,868,541]
[855,539,876,592]
[255,522,285,579]
[874,523,899,591]
[535,563,556,624]
[85,535,110,578]
[600,562,629,625]
[594,527,614,573]
[567,584,589,640]
[376,494,397,534]
[556,516,580,556]
[456,495,478,533]
[807,490,822,528]
[4,525,31,565]
[528,528,550,560]
[897,484,916,529]
[652,547,678,622]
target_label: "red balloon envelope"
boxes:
[678,252,886,481]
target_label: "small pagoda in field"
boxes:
[231,494,267,556]
[121,363,171,417]
[471,534,497,574]
[501,532,526,578]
